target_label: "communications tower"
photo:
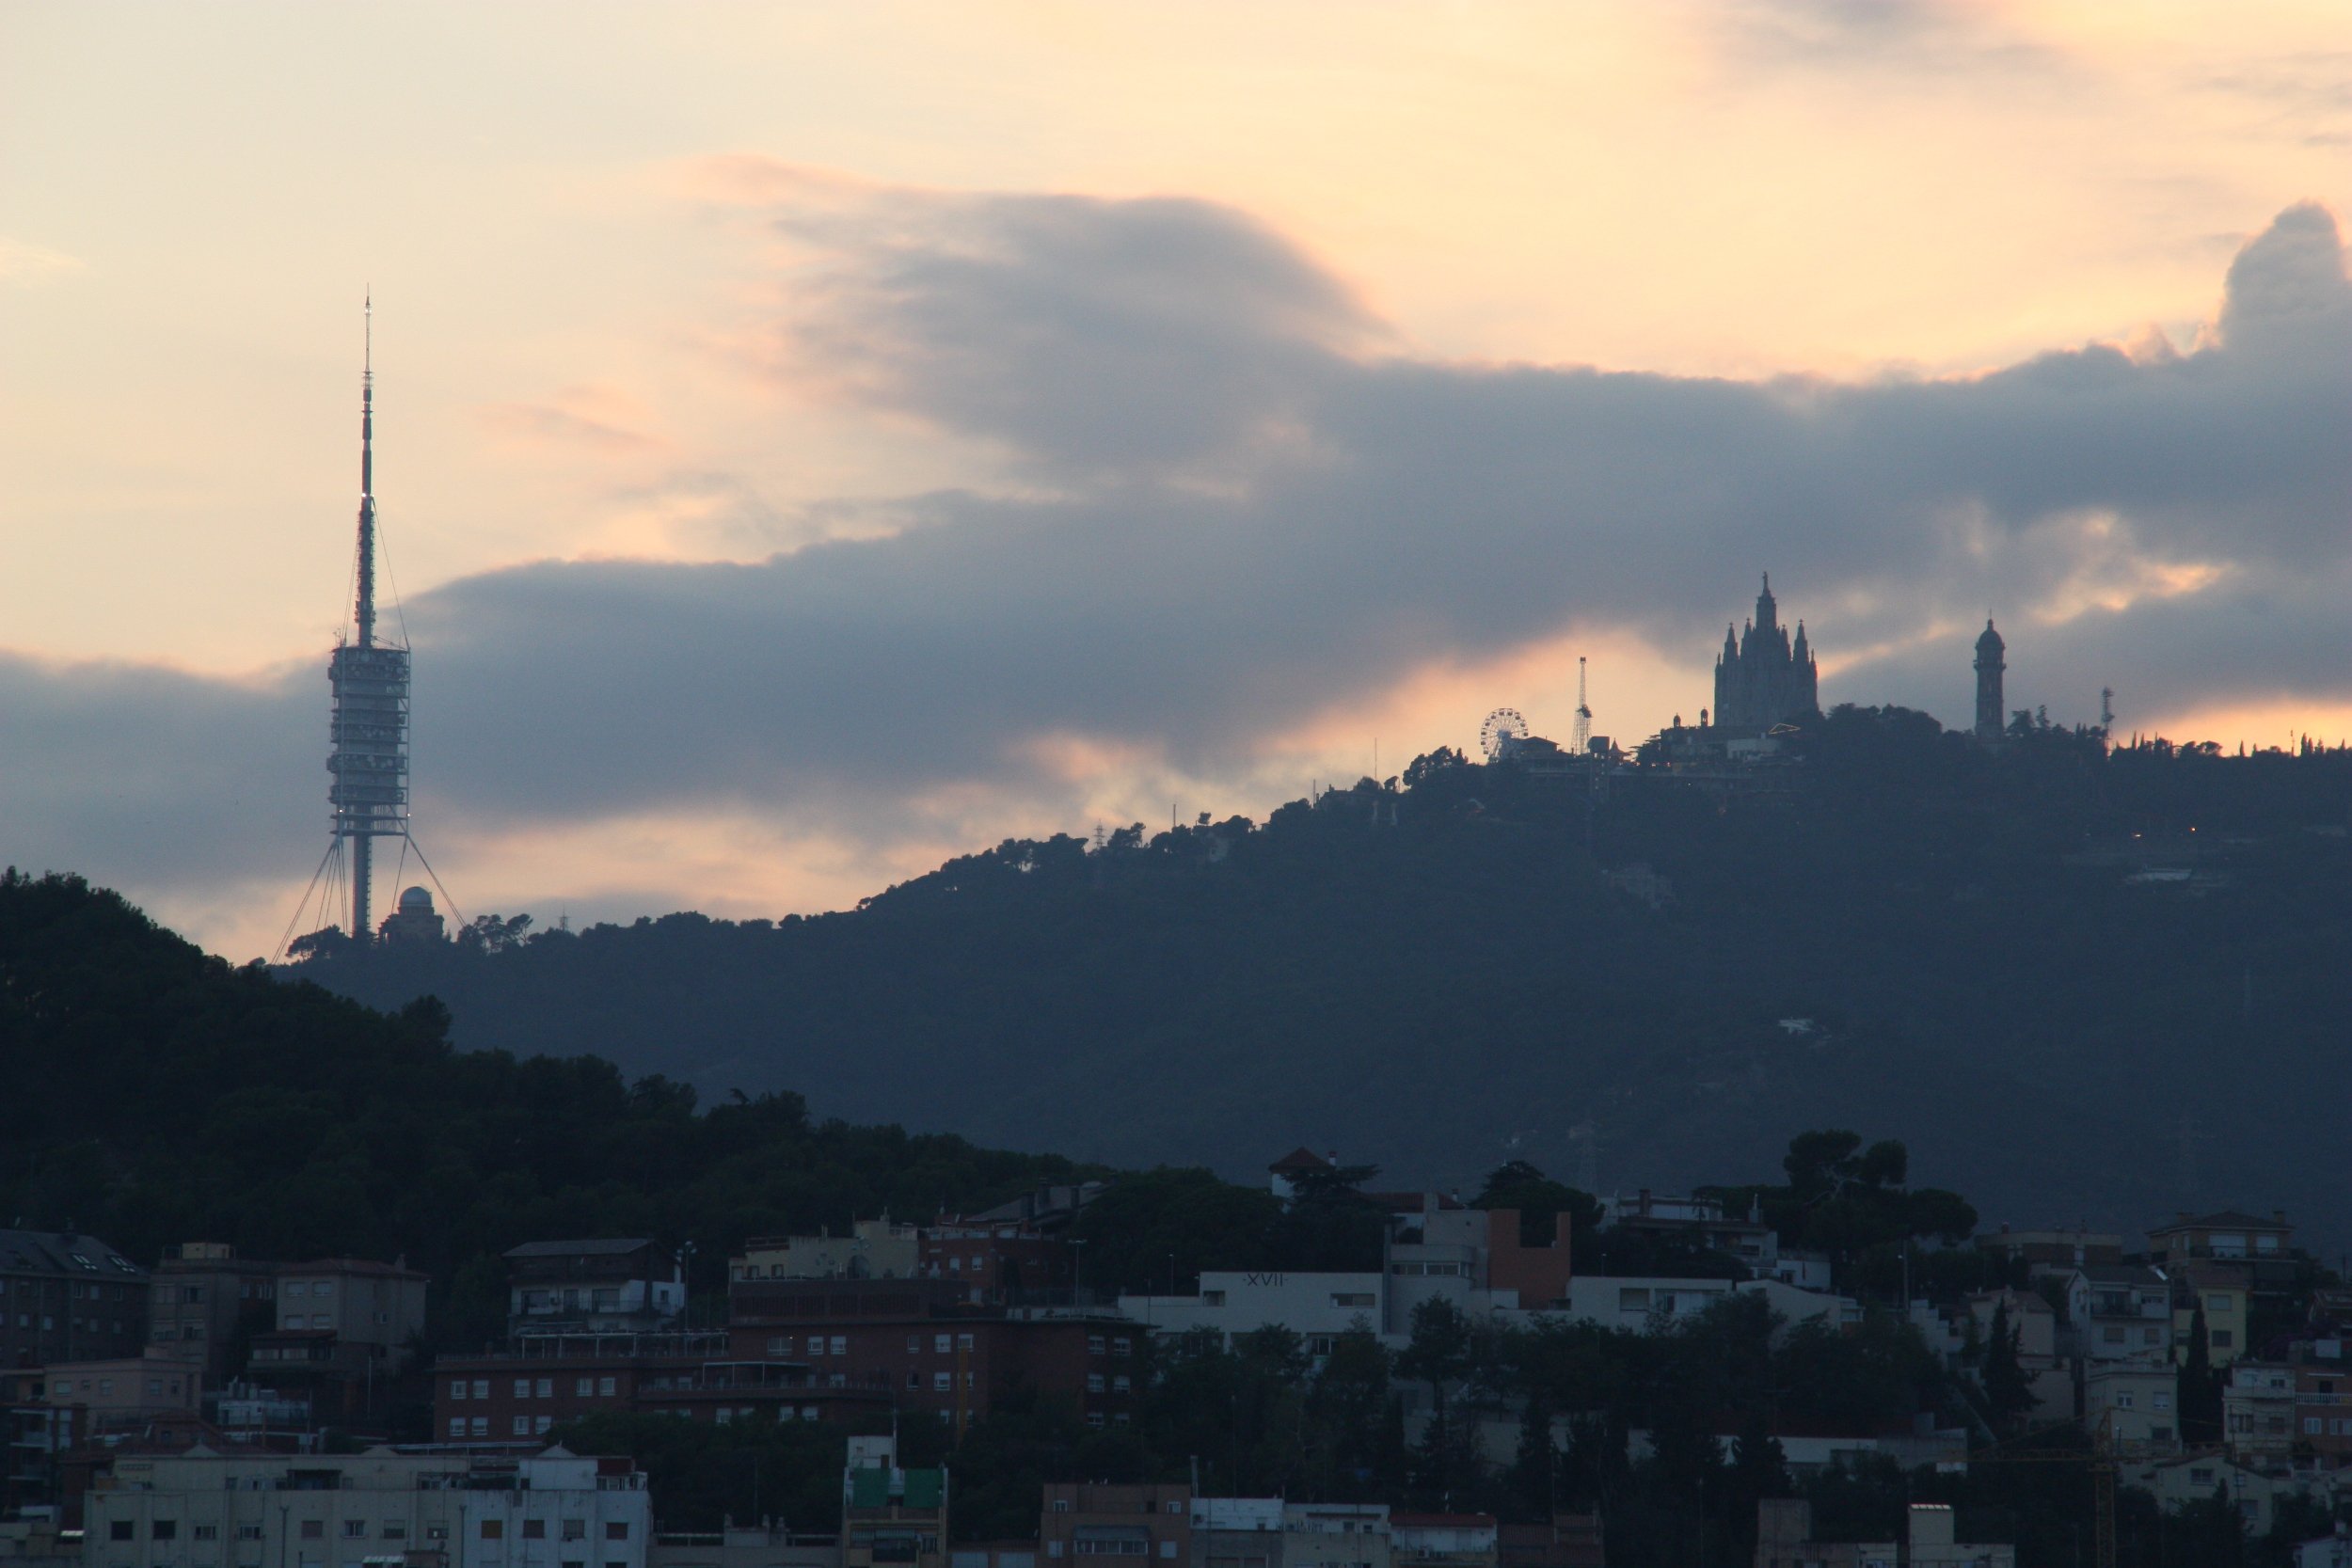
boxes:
[1573,656,1592,756]
[326,298,411,939]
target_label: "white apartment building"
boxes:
[81,1448,649,1568]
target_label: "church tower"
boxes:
[1974,619,2006,740]
[1712,574,1820,735]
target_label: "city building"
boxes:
[1972,1226,2123,1273]
[1387,1516,1495,1568]
[843,1437,947,1568]
[1902,1504,2014,1568]
[1713,576,1819,736]
[2224,1360,2296,1465]
[2085,1363,2180,1455]
[733,1224,922,1285]
[0,1232,149,1370]
[246,1258,429,1428]
[2169,1267,2251,1368]
[1493,1516,1600,1568]
[1753,1499,1893,1568]
[1600,1191,1777,1275]
[1281,1505,1392,1568]
[146,1245,278,1389]
[432,1331,864,1442]
[506,1241,685,1337]
[727,1279,1139,1433]
[79,1447,649,1568]
[2296,1345,2352,1466]
[1040,1484,1190,1566]
[2147,1212,2294,1265]
[33,1354,199,1430]
[2058,1265,2174,1364]
[1191,1498,1284,1568]
[918,1221,1073,1305]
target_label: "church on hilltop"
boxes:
[1712,575,1820,735]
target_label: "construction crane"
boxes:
[1573,656,1592,756]
[1966,1420,2121,1568]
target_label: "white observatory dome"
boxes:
[397,885,435,913]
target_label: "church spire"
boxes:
[1755,572,1776,630]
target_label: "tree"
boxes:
[1980,1301,2034,1430]
[2180,1305,2223,1448]
[1505,1384,1559,1520]
[1473,1160,1603,1253]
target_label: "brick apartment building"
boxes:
[918,1221,1073,1304]
[432,1331,884,1443]
[0,1230,148,1370]
[728,1279,1141,1432]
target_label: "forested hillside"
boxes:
[0,868,1086,1348]
[293,709,2352,1247]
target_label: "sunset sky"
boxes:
[3,2,2347,958]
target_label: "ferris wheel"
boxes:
[1480,706,1529,761]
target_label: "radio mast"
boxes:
[326,298,412,940]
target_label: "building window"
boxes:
[807,1336,824,1355]
[471,1417,489,1437]
[342,1521,366,1539]
[935,1335,951,1354]
[598,1377,617,1396]
[450,1379,468,1401]
[606,1523,630,1541]
[536,1378,552,1398]
[472,1379,490,1399]
[1112,1338,1133,1357]
[194,1527,218,1542]
[523,1521,547,1540]
[932,1372,952,1392]
[577,1377,595,1397]
[515,1379,532,1399]
[514,1417,531,1436]
[832,1336,849,1354]
[2103,1328,2125,1344]
[109,1523,134,1543]
[482,1521,503,1541]
[2115,1392,2135,1409]
[1052,1502,1072,1514]
[1113,1376,1131,1393]
[2207,1293,2232,1314]
[1089,1336,1106,1355]
[301,1522,325,1541]
[237,1528,263,1543]
[563,1522,586,1542]
[536,1416,553,1434]
[955,1333,973,1352]
[383,1525,405,1541]
[153,1523,179,1541]
[1087,1373,1105,1393]
[907,1336,921,1354]
[449,1419,466,1438]
[909,1370,921,1389]
[1160,1545,1176,1560]
[2213,1331,2234,1349]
